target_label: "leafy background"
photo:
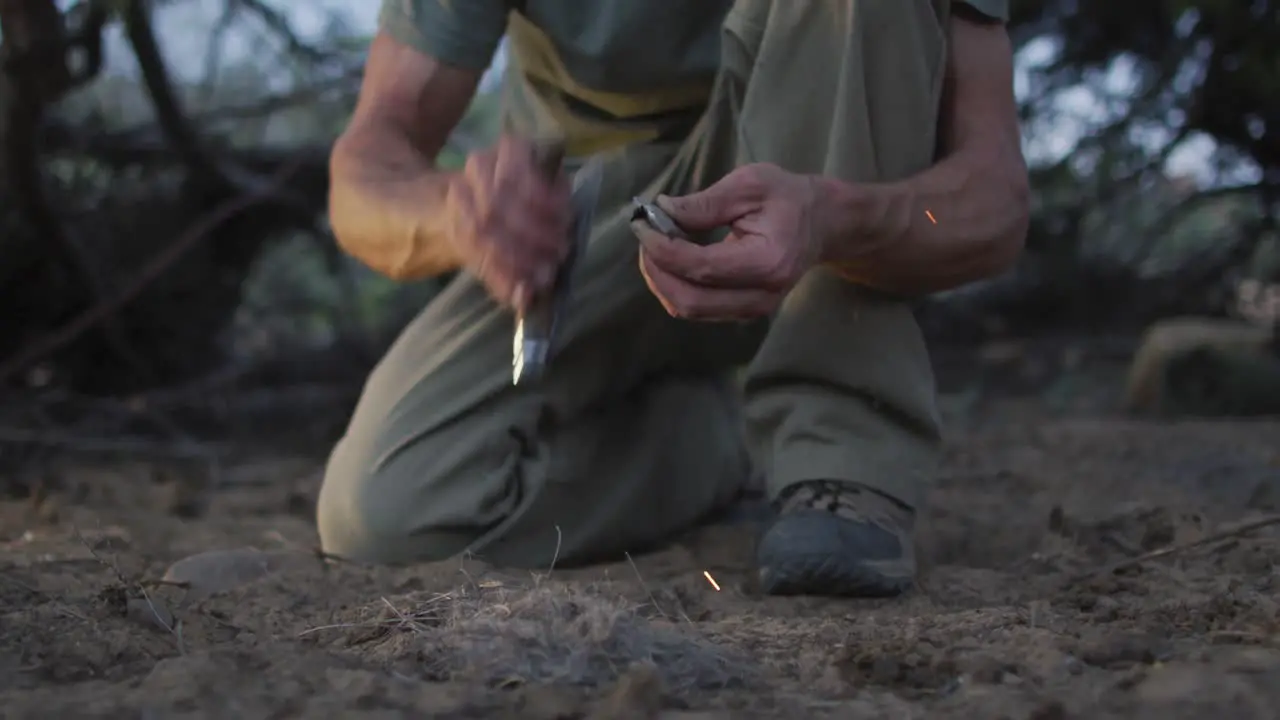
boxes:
[0,0,1275,429]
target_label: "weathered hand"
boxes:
[445,135,572,311]
[630,163,825,320]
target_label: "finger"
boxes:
[499,134,566,199]
[656,166,762,230]
[479,229,559,297]
[483,250,544,312]
[470,227,545,306]
[495,151,570,252]
[502,228,563,290]
[511,281,531,313]
[463,146,498,187]
[637,247,681,317]
[503,198,569,252]
[637,222,784,290]
[481,195,570,297]
[489,170,570,269]
[478,257,519,311]
[493,136,551,204]
[639,250,778,321]
[515,174,572,243]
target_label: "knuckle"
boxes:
[738,164,769,191]
[475,207,503,239]
[683,194,709,218]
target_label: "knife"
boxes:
[512,141,605,385]
[630,197,689,240]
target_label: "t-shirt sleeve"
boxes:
[956,0,1008,21]
[377,0,509,71]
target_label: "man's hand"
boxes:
[445,134,572,310]
[630,163,827,320]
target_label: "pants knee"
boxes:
[315,433,476,565]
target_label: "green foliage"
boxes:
[47,10,507,362]
[22,0,1280,379]
[1009,0,1277,297]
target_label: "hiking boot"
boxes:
[755,480,916,597]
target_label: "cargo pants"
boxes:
[318,0,949,567]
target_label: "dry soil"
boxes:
[3,403,1280,718]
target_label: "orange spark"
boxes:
[925,210,937,224]
[702,570,721,591]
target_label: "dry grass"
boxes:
[303,580,754,693]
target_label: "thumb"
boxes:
[656,176,744,230]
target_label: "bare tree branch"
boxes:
[0,159,308,386]
[119,0,224,186]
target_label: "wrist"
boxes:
[811,175,902,265]
[330,143,461,279]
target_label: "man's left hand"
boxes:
[630,163,826,321]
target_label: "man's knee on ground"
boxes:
[315,430,479,565]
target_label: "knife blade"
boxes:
[630,197,689,240]
[512,144,605,385]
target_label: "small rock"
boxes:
[1135,664,1206,702]
[1029,700,1067,720]
[966,654,1008,684]
[594,663,665,719]
[515,685,584,719]
[162,547,292,602]
[870,655,901,684]
[34,496,60,524]
[1224,647,1280,674]
[1079,630,1170,669]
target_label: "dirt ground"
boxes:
[3,396,1280,718]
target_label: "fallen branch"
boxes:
[1067,513,1280,585]
[0,158,306,385]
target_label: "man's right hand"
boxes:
[445,135,573,311]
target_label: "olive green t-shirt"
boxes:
[379,0,1009,156]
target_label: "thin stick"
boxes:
[72,526,186,654]
[1068,513,1280,585]
[624,552,691,623]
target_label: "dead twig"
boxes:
[1068,513,1280,585]
[71,525,186,655]
[296,591,456,638]
[624,552,692,624]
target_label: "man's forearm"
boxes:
[328,127,463,281]
[813,140,1030,297]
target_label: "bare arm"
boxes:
[328,34,481,280]
[815,13,1030,295]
